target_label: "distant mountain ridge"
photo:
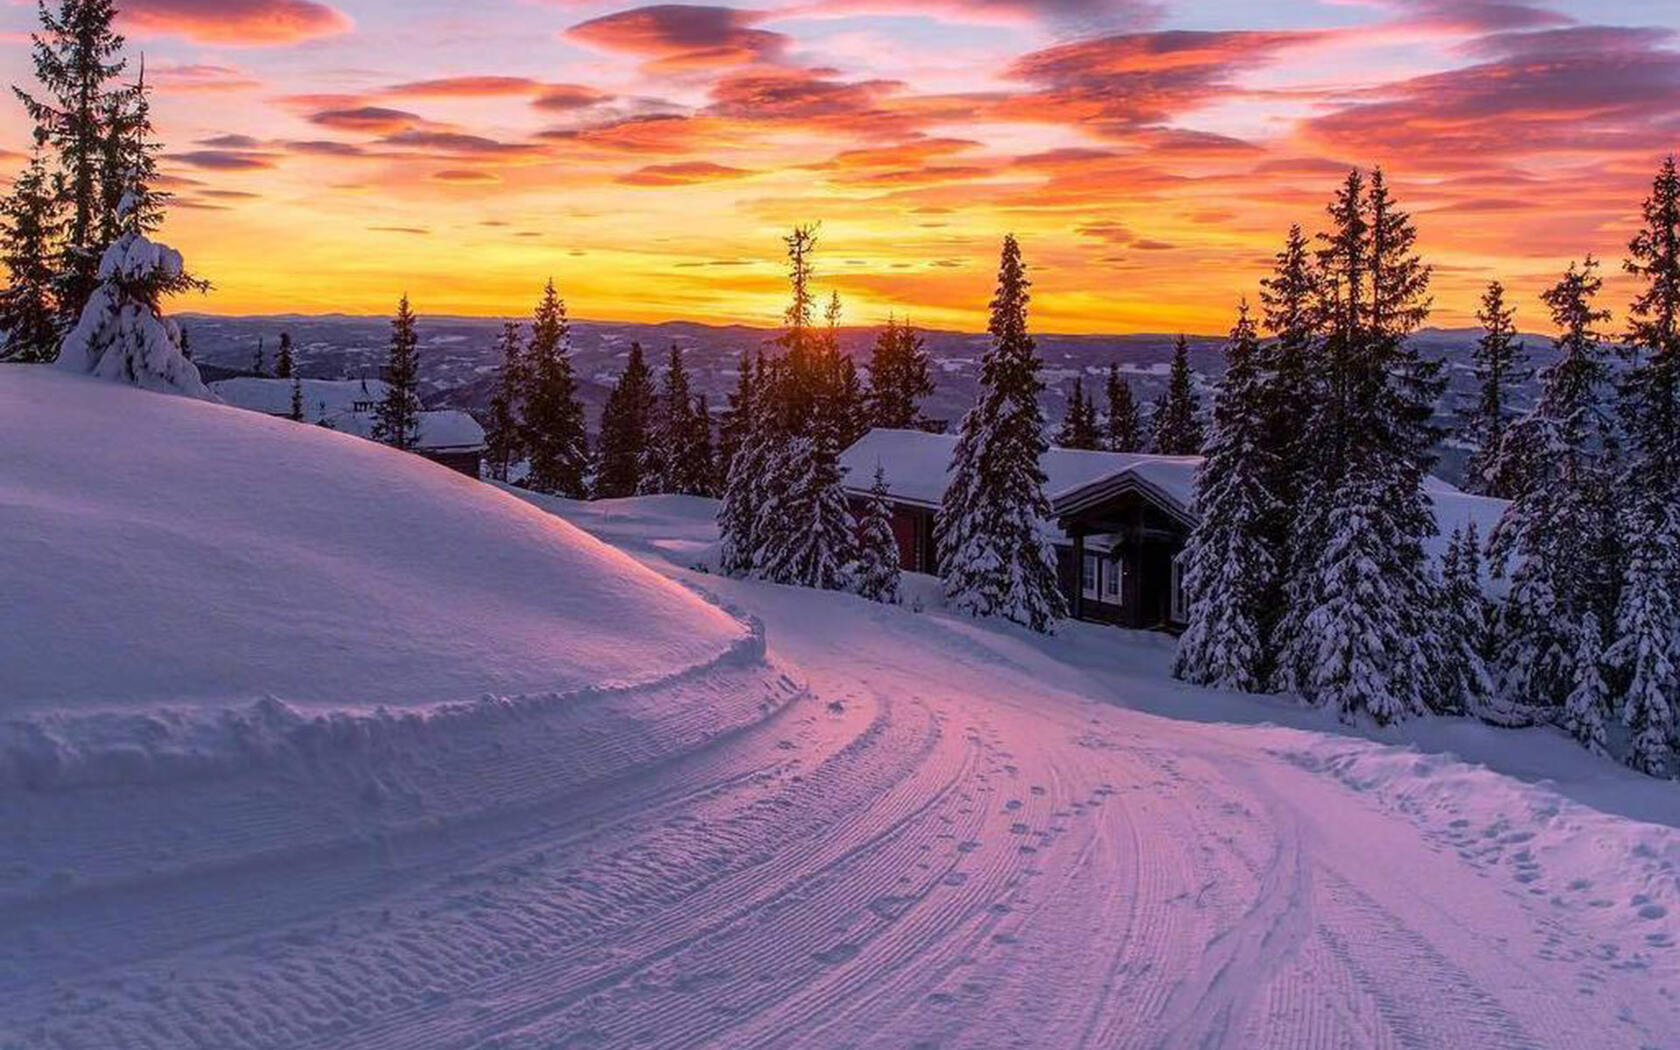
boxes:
[176,313,1557,482]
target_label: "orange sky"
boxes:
[2,0,1678,333]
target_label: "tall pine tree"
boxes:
[521,279,589,497]
[372,294,422,451]
[866,317,934,429]
[1149,335,1202,454]
[1103,363,1142,452]
[1461,280,1528,497]
[1174,303,1279,691]
[1489,259,1614,729]
[1610,155,1680,775]
[15,0,127,324]
[1055,377,1101,449]
[594,341,655,498]
[0,149,61,361]
[938,234,1065,632]
[1278,169,1445,724]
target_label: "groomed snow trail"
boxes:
[6,499,1679,1049]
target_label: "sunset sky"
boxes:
[2,0,1678,333]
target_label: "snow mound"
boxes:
[1,367,748,783]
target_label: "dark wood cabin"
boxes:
[841,429,1197,632]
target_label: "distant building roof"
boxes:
[210,377,485,453]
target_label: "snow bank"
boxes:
[1276,733,1680,951]
[0,367,749,784]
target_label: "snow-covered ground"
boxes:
[6,370,1680,1049]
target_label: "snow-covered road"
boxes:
[7,494,1680,1049]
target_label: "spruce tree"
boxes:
[938,234,1065,632]
[1149,335,1202,454]
[252,338,266,377]
[15,0,127,324]
[644,343,695,494]
[718,353,768,576]
[1488,259,1614,727]
[372,295,422,451]
[716,352,756,490]
[1055,378,1101,449]
[53,190,208,397]
[1461,280,1528,497]
[484,321,524,482]
[853,464,903,604]
[594,341,655,498]
[1610,155,1680,775]
[289,374,304,422]
[1174,303,1279,691]
[834,354,871,450]
[1279,169,1445,723]
[521,279,588,497]
[686,395,716,497]
[1102,363,1142,452]
[866,317,934,429]
[1437,524,1496,718]
[275,330,295,379]
[0,149,61,361]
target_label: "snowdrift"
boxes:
[0,367,758,788]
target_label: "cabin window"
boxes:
[1103,556,1123,601]
[1082,554,1101,601]
[1084,554,1123,605]
[1170,550,1190,624]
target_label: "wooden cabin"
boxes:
[840,429,1202,631]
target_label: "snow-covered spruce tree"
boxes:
[866,317,934,430]
[1149,335,1202,455]
[275,331,295,379]
[1055,377,1101,449]
[0,149,61,361]
[521,279,589,497]
[1488,258,1614,730]
[372,295,422,451]
[1103,362,1142,452]
[594,341,654,498]
[1610,155,1680,775]
[16,0,128,326]
[288,374,304,422]
[1280,169,1446,723]
[754,248,857,589]
[716,352,756,491]
[1436,524,1495,718]
[938,234,1066,633]
[853,464,902,604]
[252,337,266,377]
[1174,303,1280,691]
[717,354,769,576]
[1460,280,1528,498]
[484,321,524,482]
[53,189,209,397]
[1563,611,1611,758]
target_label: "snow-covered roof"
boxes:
[210,377,485,452]
[839,428,1201,509]
[212,377,389,417]
[331,409,487,451]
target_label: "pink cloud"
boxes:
[122,0,351,45]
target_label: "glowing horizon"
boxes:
[3,0,1678,335]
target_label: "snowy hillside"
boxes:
[0,367,752,784]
